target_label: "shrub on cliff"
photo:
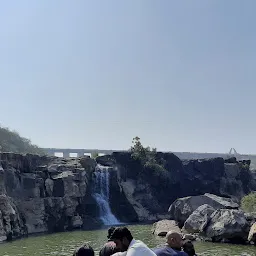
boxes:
[0,126,44,155]
[241,192,256,213]
[130,136,165,172]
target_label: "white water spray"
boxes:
[92,164,121,225]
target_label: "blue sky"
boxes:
[0,0,256,153]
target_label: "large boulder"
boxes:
[152,219,181,236]
[183,204,215,234]
[248,222,256,244]
[205,209,250,243]
[169,193,239,226]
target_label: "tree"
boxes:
[91,152,99,159]
[130,136,165,172]
[0,126,44,155]
[241,192,256,213]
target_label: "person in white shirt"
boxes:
[109,227,156,256]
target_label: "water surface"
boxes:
[0,225,255,256]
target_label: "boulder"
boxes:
[152,219,181,236]
[248,222,256,244]
[168,193,239,226]
[182,234,196,241]
[205,209,250,243]
[71,215,83,228]
[183,204,215,234]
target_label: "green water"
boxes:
[0,225,255,256]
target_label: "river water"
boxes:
[0,225,255,256]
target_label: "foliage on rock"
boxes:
[241,192,256,213]
[91,152,99,159]
[0,126,44,155]
[130,136,166,172]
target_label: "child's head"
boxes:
[73,244,94,256]
[183,240,195,256]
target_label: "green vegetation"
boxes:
[241,192,256,213]
[91,152,99,159]
[0,126,44,155]
[130,136,166,172]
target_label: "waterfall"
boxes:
[92,164,121,225]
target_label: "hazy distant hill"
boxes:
[0,126,44,155]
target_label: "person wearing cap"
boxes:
[110,227,156,256]
[153,231,188,256]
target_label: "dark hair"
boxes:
[109,227,133,242]
[107,227,116,240]
[183,240,196,256]
[99,241,119,256]
[73,244,94,256]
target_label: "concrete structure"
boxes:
[43,148,126,157]
[42,147,251,159]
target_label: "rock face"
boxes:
[110,153,255,222]
[152,219,181,236]
[205,209,250,243]
[183,204,215,234]
[0,151,255,242]
[168,193,239,227]
[248,222,256,244]
[0,153,98,241]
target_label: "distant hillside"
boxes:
[0,126,44,155]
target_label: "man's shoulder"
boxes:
[153,247,188,256]
[178,252,188,256]
[153,247,174,256]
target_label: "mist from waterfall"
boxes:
[92,164,121,225]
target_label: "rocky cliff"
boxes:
[0,153,97,241]
[108,153,256,221]
[0,152,255,242]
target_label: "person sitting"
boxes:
[153,231,188,256]
[99,227,120,256]
[109,226,156,256]
[73,244,95,256]
[182,240,197,256]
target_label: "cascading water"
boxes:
[92,164,121,225]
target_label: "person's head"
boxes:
[99,241,119,256]
[109,227,133,252]
[183,240,196,256]
[107,227,116,241]
[73,244,94,256]
[166,231,183,250]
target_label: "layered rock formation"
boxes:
[109,153,255,221]
[0,151,255,242]
[0,153,96,241]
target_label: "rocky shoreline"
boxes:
[0,152,255,244]
[152,193,256,245]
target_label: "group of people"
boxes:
[73,226,197,256]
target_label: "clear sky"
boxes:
[0,0,256,154]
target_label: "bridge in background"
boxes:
[43,148,126,158]
[42,147,253,159]
[42,147,256,170]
